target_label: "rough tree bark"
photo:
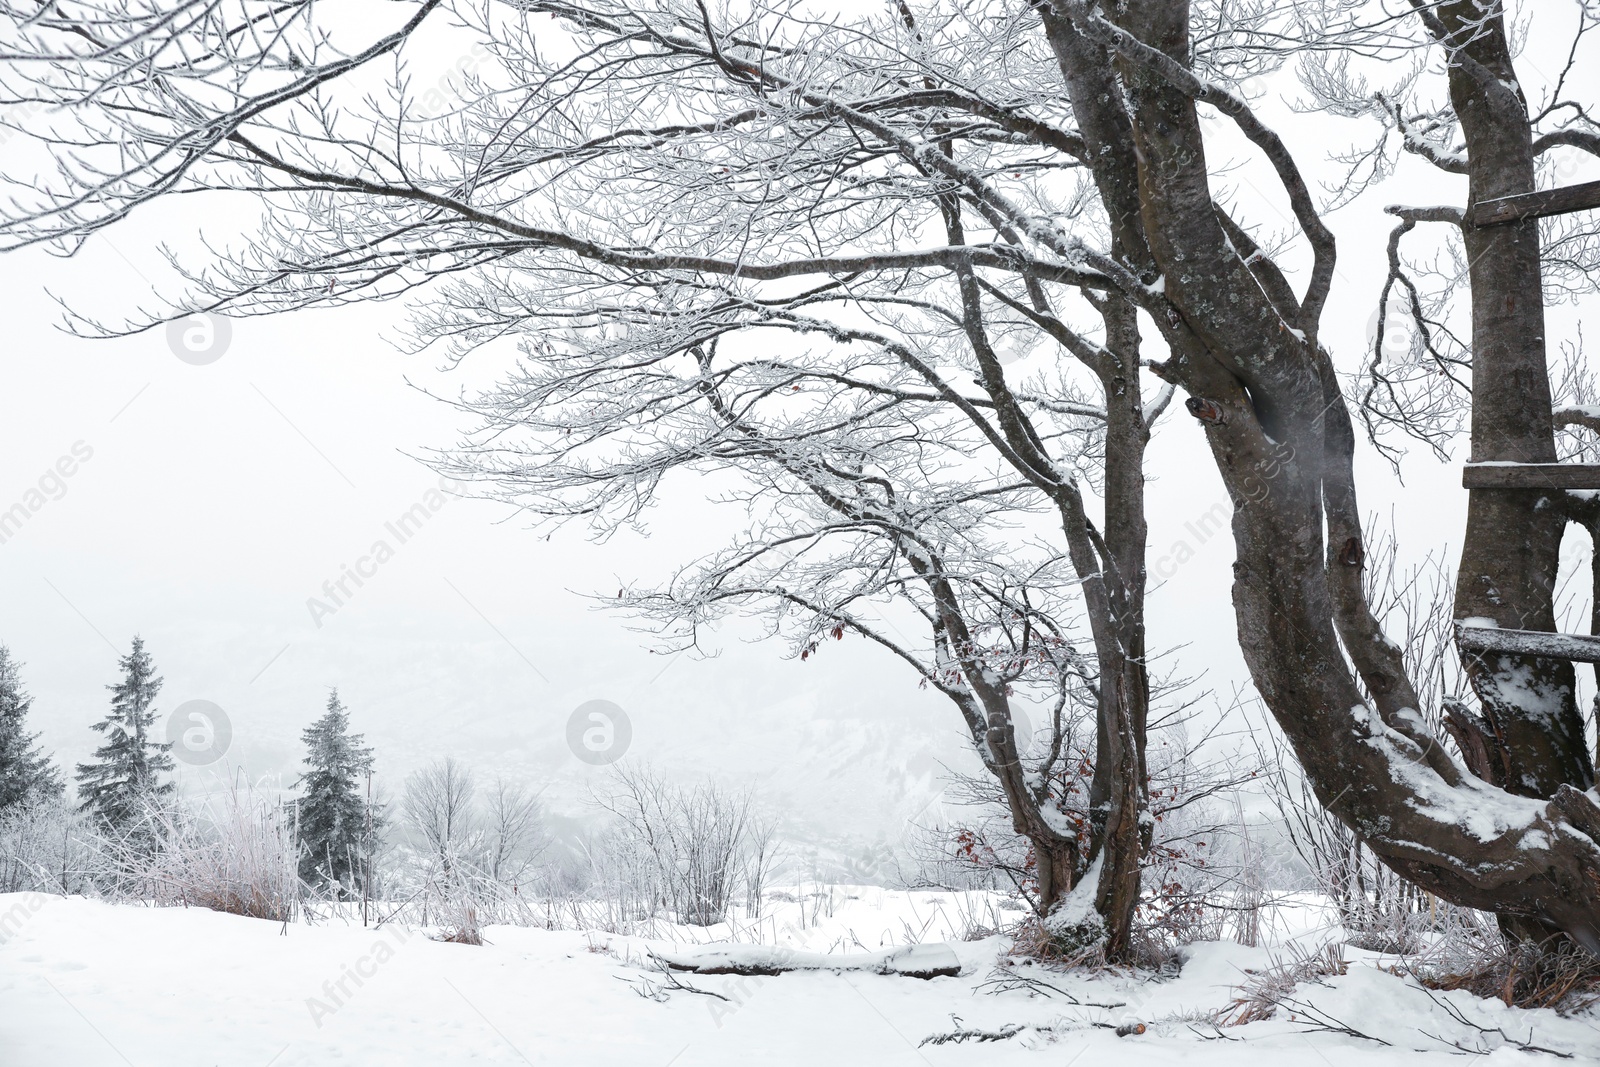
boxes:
[1042,0,1600,950]
[1381,0,1600,947]
[1421,3,1595,813]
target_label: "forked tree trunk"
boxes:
[1041,0,1600,952]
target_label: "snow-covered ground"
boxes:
[2,890,1596,1065]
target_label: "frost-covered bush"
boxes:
[0,795,95,895]
[105,777,299,921]
[593,766,775,927]
[385,759,552,937]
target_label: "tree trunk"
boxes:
[1042,0,1600,952]
[1432,2,1594,805]
[1086,296,1151,962]
[1425,0,1597,946]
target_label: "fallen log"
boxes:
[651,942,962,980]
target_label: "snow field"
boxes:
[1,890,1596,1065]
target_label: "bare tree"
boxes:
[595,766,758,927]
[3,0,1600,950]
[402,757,478,881]
[483,777,547,884]
[0,0,1170,956]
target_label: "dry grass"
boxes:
[185,884,293,921]
[104,780,299,923]
[1006,915,1108,969]
[1222,941,1348,1025]
[431,901,484,945]
[1409,938,1600,1013]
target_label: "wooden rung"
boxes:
[1455,623,1600,664]
[1462,462,1600,490]
[1467,178,1600,227]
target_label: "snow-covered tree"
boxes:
[483,777,547,884]
[75,636,173,835]
[401,757,477,883]
[6,0,1600,952]
[293,689,378,893]
[400,762,547,886]
[0,645,63,814]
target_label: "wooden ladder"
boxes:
[1456,460,1600,660]
[1446,178,1600,660]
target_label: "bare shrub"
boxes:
[1223,941,1349,1026]
[1134,725,1250,953]
[740,815,781,920]
[594,766,768,927]
[34,749,787,946]
[1256,734,1436,954]
[1007,913,1109,968]
[574,827,664,932]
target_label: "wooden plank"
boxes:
[1455,623,1600,664]
[1462,462,1600,490]
[1467,178,1600,227]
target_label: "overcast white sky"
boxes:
[0,6,1594,859]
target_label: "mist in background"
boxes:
[1,57,1590,864]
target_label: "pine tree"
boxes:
[75,636,174,834]
[295,689,378,893]
[0,646,63,813]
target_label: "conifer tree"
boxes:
[0,646,63,813]
[75,636,173,834]
[294,689,378,893]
